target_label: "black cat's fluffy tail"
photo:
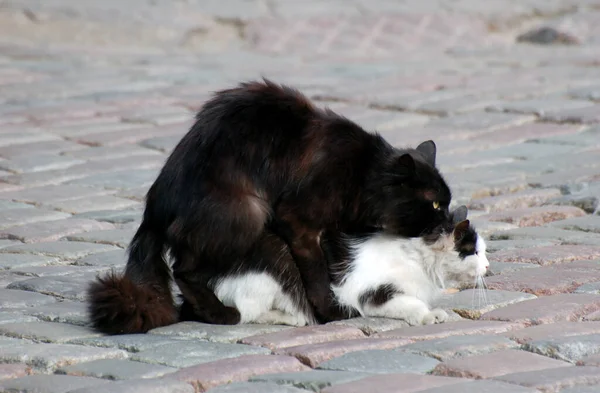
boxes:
[87,221,177,334]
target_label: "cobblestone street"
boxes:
[1,0,600,392]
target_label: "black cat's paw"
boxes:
[178,298,241,325]
[215,306,242,325]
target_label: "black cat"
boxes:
[88,79,452,334]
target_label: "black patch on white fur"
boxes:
[455,226,478,259]
[359,284,400,307]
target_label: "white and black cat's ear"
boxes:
[453,220,470,241]
[396,153,416,174]
[452,205,468,224]
[416,140,437,167]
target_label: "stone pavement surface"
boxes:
[1,0,600,392]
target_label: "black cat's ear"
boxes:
[452,205,468,225]
[453,220,470,242]
[396,154,416,175]
[416,140,437,166]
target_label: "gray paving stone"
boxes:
[0,153,85,173]
[67,378,195,393]
[490,227,600,245]
[417,379,539,393]
[493,366,600,392]
[489,98,593,116]
[0,208,71,230]
[523,334,600,363]
[75,209,142,224]
[0,342,127,372]
[48,195,140,214]
[72,334,187,352]
[148,321,292,343]
[575,282,600,294]
[0,218,116,244]
[0,253,60,270]
[398,334,518,361]
[0,185,115,205]
[559,387,600,393]
[10,264,105,277]
[550,215,600,233]
[0,321,101,343]
[420,111,534,131]
[7,274,96,301]
[21,301,90,326]
[206,382,311,393]
[0,375,110,393]
[74,249,127,267]
[316,350,439,374]
[63,144,163,161]
[0,311,38,324]
[57,358,177,380]
[0,288,57,308]
[488,261,540,275]
[326,317,409,335]
[485,239,559,253]
[251,370,373,392]
[66,228,137,248]
[140,135,182,152]
[1,241,120,260]
[432,289,537,319]
[0,200,35,210]
[130,340,271,368]
[67,169,160,189]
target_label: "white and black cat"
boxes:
[180,206,489,326]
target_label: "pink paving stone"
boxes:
[480,294,600,325]
[0,364,30,381]
[485,261,600,296]
[577,353,600,366]
[166,354,309,393]
[321,373,466,393]
[584,310,600,321]
[503,322,600,344]
[0,219,115,243]
[240,325,366,350]
[467,188,562,212]
[481,206,586,227]
[493,366,600,393]
[432,349,571,379]
[488,245,600,265]
[373,320,523,341]
[274,337,413,367]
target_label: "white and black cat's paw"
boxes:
[421,308,448,325]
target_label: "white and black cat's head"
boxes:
[429,205,489,284]
[377,140,452,238]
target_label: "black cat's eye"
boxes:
[433,201,440,210]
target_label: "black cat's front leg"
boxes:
[275,220,345,323]
[172,251,240,325]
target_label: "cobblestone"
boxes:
[130,341,271,368]
[240,326,366,350]
[523,334,600,363]
[317,350,439,374]
[169,355,309,392]
[480,294,600,325]
[0,343,128,373]
[320,373,464,393]
[149,321,292,344]
[207,382,311,392]
[0,375,110,393]
[503,322,600,344]
[57,358,178,380]
[433,289,537,319]
[486,261,600,295]
[250,370,372,391]
[494,366,600,393]
[0,321,102,343]
[398,334,518,361]
[432,349,570,379]
[274,337,412,367]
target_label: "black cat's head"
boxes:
[379,140,452,238]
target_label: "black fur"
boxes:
[359,284,400,307]
[87,79,453,333]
